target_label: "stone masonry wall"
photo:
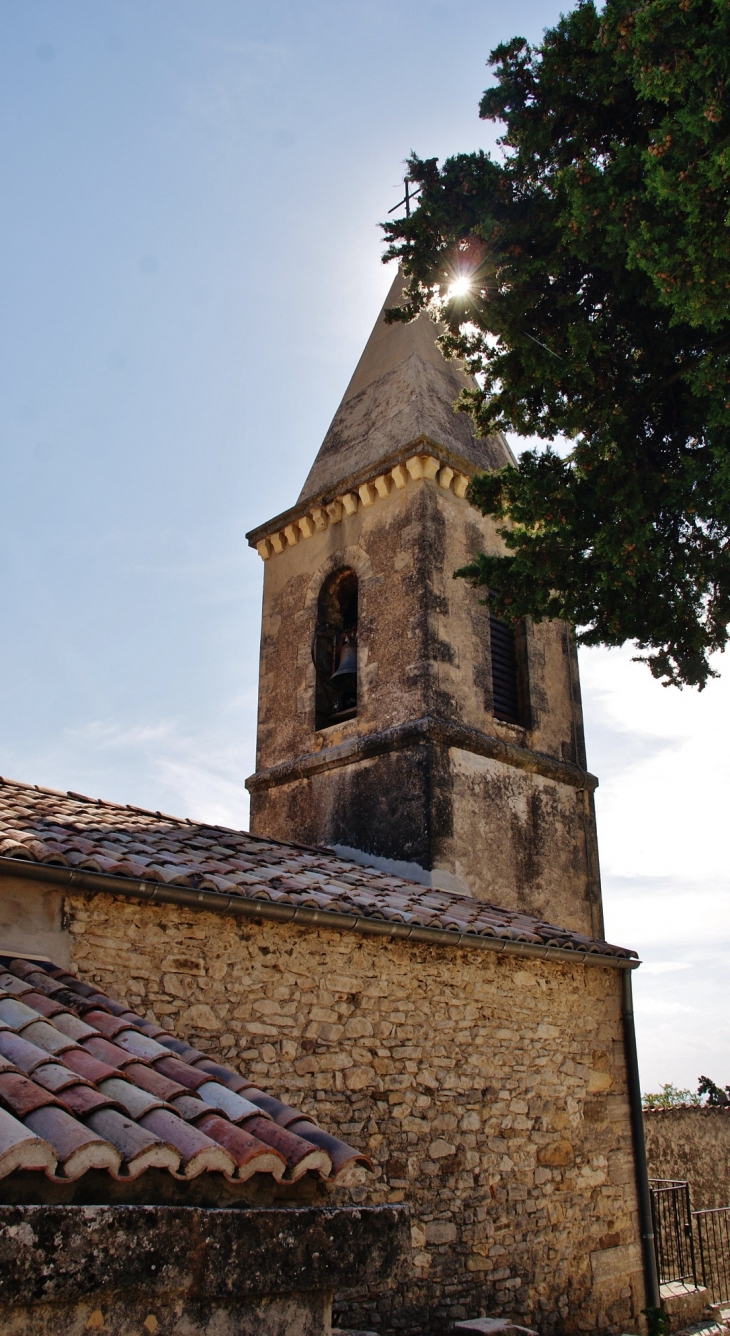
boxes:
[645,1107,730,1210]
[63,889,644,1335]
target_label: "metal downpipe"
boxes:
[622,966,660,1309]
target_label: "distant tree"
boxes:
[383,0,730,688]
[642,1077,730,1108]
[642,1083,700,1110]
[697,1074,730,1105]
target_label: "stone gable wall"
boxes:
[644,1106,730,1210]
[63,888,644,1335]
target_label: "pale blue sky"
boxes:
[1,0,728,1091]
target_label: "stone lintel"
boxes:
[245,715,598,795]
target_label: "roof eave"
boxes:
[0,856,639,970]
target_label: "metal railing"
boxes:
[694,1207,730,1305]
[649,1179,698,1288]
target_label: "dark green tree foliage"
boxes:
[382,0,730,686]
[697,1074,730,1105]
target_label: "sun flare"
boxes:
[447,274,472,299]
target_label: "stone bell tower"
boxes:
[246,271,603,938]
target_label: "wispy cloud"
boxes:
[580,644,730,1090]
[1,702,256,833]
[641,962,692,975]
[60,713,254,829]
[635,998,697,1017]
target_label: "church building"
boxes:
[0,271,653,1334]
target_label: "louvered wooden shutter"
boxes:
[490,616,520,723]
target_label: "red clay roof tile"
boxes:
[20,1019,78,1057]
[84,1109,178,1178]
[0,1106,57,1177]
[243,1117,331,1181]
[152,1055,212,1091]
[122,1062,187,1102]
[169,1094,211,1122]
[58,1084,118,1118]
[0,955,366,1192]
[240,1089,305,1128]
[195,1112,286,1181]
[195,1082,263,1124]
[51,1012,98,1043]
[288,1119,373,1177]
[138,1108,236,1178]
[113,1030,172,1062]
[190,1058,250,1091]
[0,1031,55,1075]
[158,1036,208,1063]
[19,992,66,1018]
[0,998,41,1029]
[97,1077,166,1120]
[61,1048,120,1084]
[0,1071,58,1118]
[25,1106,121,1180]
[31,1062,87,1093]
[81,1035,139,1069]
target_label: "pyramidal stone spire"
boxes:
[297,269,514,506]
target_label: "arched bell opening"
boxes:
[312,569,358,730]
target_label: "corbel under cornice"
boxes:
[246,438,478,562]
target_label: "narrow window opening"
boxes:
[490,614,521,724]
[312,569,358,730]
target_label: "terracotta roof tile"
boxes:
[195,1082,262,1123]
[0,1031,55,1075]
[84,1108,177,1177]
[0,1106,57,1177]
[58,1084,118,1118]
[0,776,635,960]
[152,1055,211,1091]
[0,1071,58,1118]
[0,955,371,1192]
[170,1094,211,1122]
[244,1118,333,1181]
[31,1061,87,1094]
[195,1113,286,1181]
[20,1019,77,1056]
[138,1108,236,1178]
[25,1105,121,1179]
[81,1035,138,1069]
[97,1077,166,1119]
[123,1062,187,1102]
[61,1048,119,1084]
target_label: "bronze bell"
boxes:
[330,639,357,684]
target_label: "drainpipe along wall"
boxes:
[622,966,660,1309]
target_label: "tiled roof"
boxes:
[0,955,370,1186]
[0,777,635,959]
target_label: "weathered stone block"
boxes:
[0,1203,408,1336]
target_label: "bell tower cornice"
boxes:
[246,445,471,562]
